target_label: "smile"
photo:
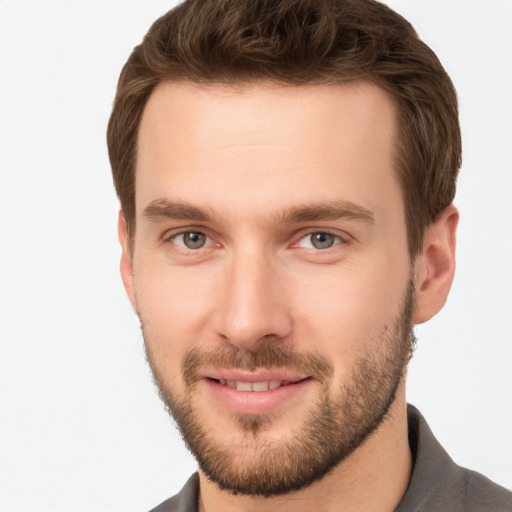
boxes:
[203,374,313,415]
[214,379,301,391]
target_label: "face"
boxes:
[123,81,415,496]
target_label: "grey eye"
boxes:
[309,232,337,249]
[178,231,207,249]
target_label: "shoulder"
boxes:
[461,468,512,511]
[148,473,199,512]
[397,405,512,511]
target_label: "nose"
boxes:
[212,248,293,349]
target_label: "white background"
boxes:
[1,1,511,510]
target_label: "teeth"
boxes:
[236,381,253,391]
[218,380,285,391]
[252,381,270,391]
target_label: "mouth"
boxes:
[209,377,309,392]
[201,371,314,415]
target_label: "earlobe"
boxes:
[413,205,459,324]
[118,211,136,309]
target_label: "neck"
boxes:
[198,383,412,512]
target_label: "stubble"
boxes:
[141,280,416,496]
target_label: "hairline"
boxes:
[126,76,419,256]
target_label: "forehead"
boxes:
[136,80,400,223]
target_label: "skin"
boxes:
[119,80,458,512]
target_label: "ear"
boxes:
[413,205,459,324]
[118,211,136,309]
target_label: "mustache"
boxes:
[182,344,334,387]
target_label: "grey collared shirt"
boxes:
[149,405,512,511]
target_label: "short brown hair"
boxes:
[107,0,461,256]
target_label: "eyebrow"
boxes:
[142,198,374,225]
[143,199,213,222]
[276,200,375,225]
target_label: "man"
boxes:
[107,0,512,510]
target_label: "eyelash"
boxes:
[293,231,347,250]
[165,230,215,250]
[163,228,349,253]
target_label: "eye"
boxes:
[171,231,210,249]
[296,232,342,250]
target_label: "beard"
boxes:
[141,279,416,497]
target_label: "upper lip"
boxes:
[200,369,310,383]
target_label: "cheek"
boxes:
[133,261,220,362]
[291,256,410,368]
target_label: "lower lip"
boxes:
[203,378,313,415]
